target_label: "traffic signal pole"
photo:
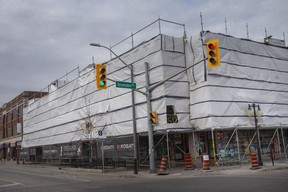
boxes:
[145,62,156,172]
[130,65,139,174]
[90,43,139,174]
[143,58,206,172]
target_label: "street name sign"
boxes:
[116,81,136,90]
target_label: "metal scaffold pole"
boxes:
[192,130,196,158]
[276,128,282,158]
[166,130,171,173]
[211,128,217,166]
[281,126,287,160]
[236,128,241,165]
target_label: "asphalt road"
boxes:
[0,164,287,192]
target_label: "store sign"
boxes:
[97,136,134,158]
[101,145,115,150]
[60,145,80,158]
[117,143,134,150]
[167,114,178,123]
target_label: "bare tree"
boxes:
[72,96,101,165]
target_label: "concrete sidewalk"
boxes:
[102,160,288,178]
[61,160,288,178]
[1,159,287,178]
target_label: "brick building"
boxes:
[0,91,46,161]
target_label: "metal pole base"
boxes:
[133,159,138,174]
[157,171,169,175]
[184,167,195,171]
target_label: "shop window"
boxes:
[166,105,178,123]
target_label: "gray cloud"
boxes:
[0,0,287,106]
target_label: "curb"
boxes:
[259,166,288,172]
[1,161,288,178]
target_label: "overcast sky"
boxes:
[0,0,287,106]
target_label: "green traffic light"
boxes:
[100,81,106,87]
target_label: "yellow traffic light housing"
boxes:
[207,39,221,68]
[96,64,107,90]
[150,112,158,124]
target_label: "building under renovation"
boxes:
[21,20,288,170]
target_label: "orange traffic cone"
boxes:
[202,155,211,172]
[250,152,261,170]
[184,153,195,170]
[158,156,169,175]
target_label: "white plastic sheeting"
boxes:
[23,31,288,148]
[23,34,191,148]
[188,32,288,130]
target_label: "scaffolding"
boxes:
[109,17,186,56]
[210,126,288,166]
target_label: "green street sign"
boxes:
[116,81,136,90]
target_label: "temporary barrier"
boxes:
[202,155,210,171]
[250,152,260,169]
[184,153,195,170]
[158,156,169,175]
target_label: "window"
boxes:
[0,117,3,139]
[7,112,12,122]
[12,109,18,120]
[18,105,23,117]
[166,105,178,123]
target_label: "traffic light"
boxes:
[96,64,107,90]
[150,112,158,124]
[207,39,221,68]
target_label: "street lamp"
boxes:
[90,43,139,174]
[246,103,263,166]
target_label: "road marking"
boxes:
[0,178,21,188]
[0,183,21,188]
